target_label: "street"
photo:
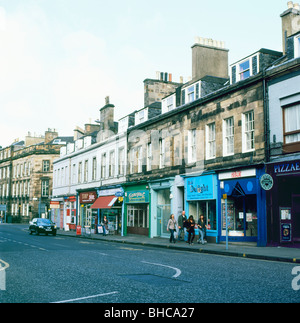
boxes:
[0,224,299,303]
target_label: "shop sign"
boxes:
[0,205,6,211]
[219,168,256,180]
[50,201,60,209]
[186,175,215,201]
[274,161,300,174]
[79,191,97,204]
[260,174,274,191]
[125,190,149,204]
[281,223,292,242]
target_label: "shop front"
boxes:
[218,168,267,246]
[149,176,184,238]
[267,159,300,246]
[78,191,98,234]
[123,184,150,237]
[50,199,63,229]
[185,173,218,243]
[91,187,123,235]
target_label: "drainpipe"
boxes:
[263,70,270,163]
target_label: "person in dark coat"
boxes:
[186,215,195,245]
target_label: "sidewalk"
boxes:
[57,229,300,264]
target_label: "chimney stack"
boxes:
[192,37,229,81]
[281,1,300,54]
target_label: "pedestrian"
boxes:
[167,214,177,243]
[177,210,187,241]
[197,214,207,245]
[186,215,195,245]
[102,215,108,236]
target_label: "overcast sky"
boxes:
[0,0,288,147]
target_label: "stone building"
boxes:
[0,130,72,223]
[123,35,283,246]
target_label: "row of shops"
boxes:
[50,161,300,247]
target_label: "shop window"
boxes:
[127,205,149,229]
[283,103,300,153]
[188,200,216,231]
[222,195,257,237]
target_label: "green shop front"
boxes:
[123,183,150,237]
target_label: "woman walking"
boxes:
[167,214,177,244]
[186,215,195,245]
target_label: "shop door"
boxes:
[157,206,162,236]
[157,205,171,237]
[292,195,300,242]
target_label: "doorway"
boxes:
[292,195,300,242]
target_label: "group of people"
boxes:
[167,211,207,245]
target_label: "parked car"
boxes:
[29,218,57,236]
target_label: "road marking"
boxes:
[0,258,9,291]
[51,291,119,303]
[141,261,182,278]
[119,247,143,251]
[0,259,9,271]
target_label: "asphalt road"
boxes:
[0,224,299,304]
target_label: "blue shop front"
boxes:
[218,168,267,247]
[185,172,218,243]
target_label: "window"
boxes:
[223,117,234,156]
[188,129,196,163]
[92,157,97,181]
[101,153,106,178]
[206,123,216,159]
[239,60,250,81]
[283,103,300,151]
[42,180,49,197]
[78,162,82,183]
[295,35,300,58]
[139,110,145,123]
[118,148,125,175]
[147,143,152,171]
[127,205,149,229]
[187,85,195,103]
[137,146,143,173]
[167,96,174,111]
[109,151,115,177]
[84,160,88,182]
[129,149,134,174]
[43,160,50,172]
[72,164,76,184]
[243,111,255,152]
[159,139,165,169]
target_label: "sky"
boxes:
[0,0,288,148]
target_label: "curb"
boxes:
[57,232,300,264]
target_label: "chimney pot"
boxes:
[169,73,172,82]
[294,2,300,10]
[288,1,294,9]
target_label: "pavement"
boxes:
[57,229,300,264]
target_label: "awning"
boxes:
[91,196,118,209]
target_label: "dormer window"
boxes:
[239,60,251,81]
[231,53,259,84]
[295,35,300,58]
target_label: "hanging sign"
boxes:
[260,174,274,191]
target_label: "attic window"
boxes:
[295,35,300,58]
[239,60,250,81]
